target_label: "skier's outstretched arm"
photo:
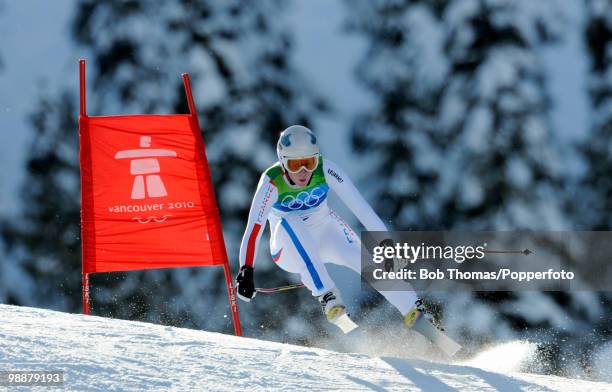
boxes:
[323,158,388,232]
[237,174,278,301]
[324,158,419,312]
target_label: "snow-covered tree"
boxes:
[2,0,329,340]
[347,0,609,374]
[436,0,568,230]
[575,0,612,376]
[349,0,570,227]
[345,0,449,230]
[430,0,605,375]
[583,0,612,230]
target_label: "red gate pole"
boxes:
[79,59,91,315]
[182,73,242,336]
[79,59,87,116]
[223,261,242,336]
[82,273,91,315]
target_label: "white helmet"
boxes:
[277,125,320,171]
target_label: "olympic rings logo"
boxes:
[280,186,327,210]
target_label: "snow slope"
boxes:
[0,305,609,391]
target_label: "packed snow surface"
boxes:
[0,304,609,391]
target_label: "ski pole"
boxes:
[255,283,305,294]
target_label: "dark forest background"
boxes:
[1,0,611,379]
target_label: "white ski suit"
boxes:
[239,157,417,316]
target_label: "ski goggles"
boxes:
[283,155,319,173]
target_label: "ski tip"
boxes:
[444,342,463,358]
[412,316,462,357]
[332,313,359,334]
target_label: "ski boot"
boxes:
[404,299,461,357]
[404,299,443,331]
[318,288,346,322]
[318,288,358,333]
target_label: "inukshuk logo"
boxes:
[113,136,177,223]
[114,135,177,199]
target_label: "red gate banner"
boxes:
[78,59,241,335]
[80,114,227,273]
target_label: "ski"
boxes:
[331,312,359,334]
[412,315,462,357]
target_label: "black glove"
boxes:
[379,239,395,273]
[236,265,256,302]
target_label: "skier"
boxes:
[235,125,425,330]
